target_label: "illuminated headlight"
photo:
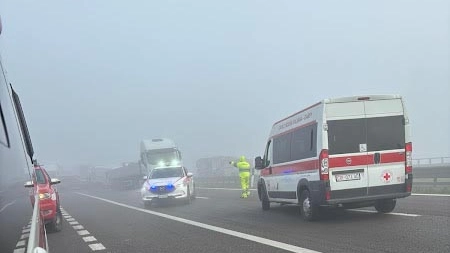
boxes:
[158,161,165,166]
[171,160,180,166]
[39,193,51,200]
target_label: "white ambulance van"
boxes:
[254,95,412,221]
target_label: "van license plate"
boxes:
[335,173,361,182]
[158,195,168,199]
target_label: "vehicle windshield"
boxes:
[35,169,46,184]
[146,149,180,165]
[149,167,184,179]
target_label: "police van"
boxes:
[254,95,413,221]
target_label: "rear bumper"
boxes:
[325,192,411,205]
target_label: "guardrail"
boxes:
[27,194,48,253]
[413,157,450,166]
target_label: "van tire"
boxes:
[48,208,63,232]
[300,190,319,221]
[261,185,270,211]
[374,199,396,213]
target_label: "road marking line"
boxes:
[89,243,106,251]
[16,240,26,247]
[63,216,72,218]
[13,248,25,253]
[197,187,257,191]
[77,230,90,236]
[22,228,30,233]
[73,225,85,230]
[348,209,421,217]
[83,236,97,242]
[412,193,450,197]
[69,221,79,225]
[0,200,16,213]
[20,233,29,239]
[195,196,209,199]
[77,192,320,253]
[66,218,75,221]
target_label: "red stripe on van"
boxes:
[329,151,405,169]
[261,160,318,176]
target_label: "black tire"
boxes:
[374,199,396,213]
[261,185,270,211]
[185,186,192,204]
[48,209,63,232]
[299,190,319,221]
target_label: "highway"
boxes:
[2,181,449,253]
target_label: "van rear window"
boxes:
[327,118,366,155]
[327,116,405,155]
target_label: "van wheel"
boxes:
[300,190,319,221]
[261,185,270,211]
[49,209,63,232]
[374,199,396,213]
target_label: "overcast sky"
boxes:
[1,0,449,168]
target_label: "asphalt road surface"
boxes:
[1,181,449,253]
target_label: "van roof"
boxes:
[324,95,402,104]
[140,138,177,152]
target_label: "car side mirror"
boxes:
[24,181,34,188]
[143,176,148,180]
[255,156,264,170]
[187,172,193,178]
[50,178,61,185]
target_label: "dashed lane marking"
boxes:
[77,230,90,236]
[76,192,321,253]
[16,240,26,247]
[73,225,85,230]
[62,208,106,251]
[89,243,106,251]
[83,236,97,242]
[13,248,25,253]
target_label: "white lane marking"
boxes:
[69,221,80,225]
[20,233,29,239]
[195,196,209,199]
[0,200,16,213]
[412,193,450,197]
[73,225,85,230]
[197,187,257,191]
[348,209,421,217]
[13,248,25,253]
[66,218,75,221]
[89,243,106,251]
[63,216,72,219]
[77,192,320,253]
[22,228,30,233]
[16,240,26,247]
[83,236,97,242]
[77,230,90,236]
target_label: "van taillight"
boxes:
[405,142,412,174]
[319,149,329,181]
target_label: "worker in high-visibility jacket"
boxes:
[230,156,251,198]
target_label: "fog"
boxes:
[1,0,449,169]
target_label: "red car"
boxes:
[25,165,63,232]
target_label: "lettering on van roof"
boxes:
[271,105,321,137]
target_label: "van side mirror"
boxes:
[255,156,263,170]
[187,172,193,178]
[50,178,61,185]
[143,176,148,180]
[24,181,34,188]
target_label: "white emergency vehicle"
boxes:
[254,95,413,221]
[140,138,182,173]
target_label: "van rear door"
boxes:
[364,99,406,196]
[326,101,370,199]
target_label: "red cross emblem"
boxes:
[382,171,392,183]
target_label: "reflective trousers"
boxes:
[239,171,250,198]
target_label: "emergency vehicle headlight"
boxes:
[171,160,179,165]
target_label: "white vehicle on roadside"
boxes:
[140,166,196,208]
[255,95,413,221]
[140,138,183,174]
